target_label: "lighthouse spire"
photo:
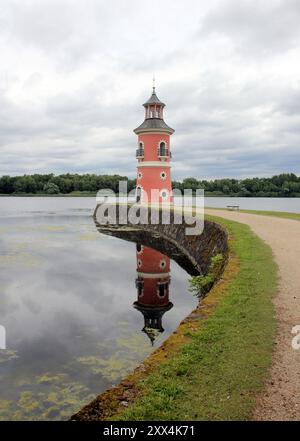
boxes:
[152,74,155,93]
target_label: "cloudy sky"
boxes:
[1,0,300,180]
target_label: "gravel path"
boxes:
[206,209,300,421]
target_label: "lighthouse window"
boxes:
[160,171,167,180]
[136,142,144,158]
[158,284,165,297]
[136,244,143,254]
[157,281,168,298]
[159,260,166,269]
[138,172,143,179]
[158,141,167,157]
[160,189,168,200]
[137,259,142,268]
[136,279,144,297]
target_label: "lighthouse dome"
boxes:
[143,89,165,107]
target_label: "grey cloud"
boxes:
[3,0,97,68]
[0,0,299,180]
[276,88,300,115]
[199,0,300,57]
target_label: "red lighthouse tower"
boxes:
[134,84,174,204]
[134,244,173,345]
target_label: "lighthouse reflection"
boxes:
[93,221,197,347]
[134,244,173,345]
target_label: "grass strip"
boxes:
[206,207,300,221]
[110,215,277,421]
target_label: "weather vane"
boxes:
[152,74,155,92]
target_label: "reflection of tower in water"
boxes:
[134,244,173,345]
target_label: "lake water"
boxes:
[204,196,300,213]
[0,195,299,218]
[0,198,197,420]
[0,195,299,421]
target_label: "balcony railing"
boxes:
[136,148,144,158]
[158,147,170,158]
[135,279,144,289]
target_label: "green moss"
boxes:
[111,215,277,421]
[189,253,224,297]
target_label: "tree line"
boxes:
[175,173,300,197]
[0,173,299,197]
[0,174,136,195]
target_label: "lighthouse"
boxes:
[134,244,173,345]
[134,84,174,204]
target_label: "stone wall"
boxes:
[94,204,229,277]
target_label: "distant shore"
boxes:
[1,192,300,198]
[1,173,300,198]
[0,192,96,197]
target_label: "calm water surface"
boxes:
[0,195,299,420]
[204,196,300,213]
[0,195,299,217]
[0,198,197,420]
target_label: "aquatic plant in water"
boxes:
[77,334,151,382]
[0,373,95,421]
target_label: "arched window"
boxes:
[136,186,142,203]
[158,141,168,157]
[157,281,168,298]
[158,284,165,297]
[136,141,144,158]
[136,279,144,297]
[136,243,143,254]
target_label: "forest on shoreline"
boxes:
[0,173,300,197]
